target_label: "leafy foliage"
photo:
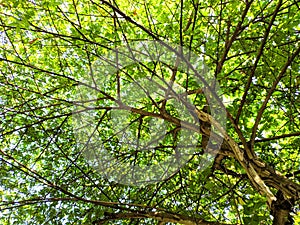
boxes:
[0,0,299,224]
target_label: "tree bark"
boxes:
[271,190,294,225]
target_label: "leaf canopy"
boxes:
[0,0,299,224]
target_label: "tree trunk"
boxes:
[271,191,294,225]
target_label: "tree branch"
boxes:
[254,132,300,143]
[93,211,236,225]
[250,46,300,148]
[236,0,283,123]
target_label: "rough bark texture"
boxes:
[200,106,300,224]
[271,190,295,225]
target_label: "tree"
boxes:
[0,0,299,224]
